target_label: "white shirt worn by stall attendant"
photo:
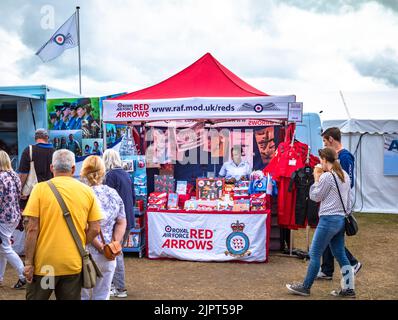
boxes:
[219,160,252,180]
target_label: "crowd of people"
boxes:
[0,129,133,300]
[0,126,361,299]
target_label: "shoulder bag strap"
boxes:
[29,145,33,162]
[46,181,88,258]
[99,229,106,245]
[331,172,347,216]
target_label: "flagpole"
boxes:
[76,6,82,94]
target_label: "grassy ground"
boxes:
[1,213,397,300]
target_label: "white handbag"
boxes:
[21,145,38,197]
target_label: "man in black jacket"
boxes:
[18,129,55,210]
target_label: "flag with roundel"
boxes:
[36,12,78,62]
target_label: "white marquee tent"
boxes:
[322,119,398,214]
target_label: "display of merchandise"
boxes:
[196,200,219,211]
[237,180,250,188]
[249,177,268,193]
[134,215,145,228]
[233,180,250,197]
[148,192,168,210]
[178,194,191,209]
[196,178,224,200]
[233,199,250,211]
[184,198,198,211]
[176,181,188,195]
[135,199,145,212]
[250,170,265,181]
[130,155,148,213]
[122,159,135,172]
[264,138,319,229]
[126,231,141,248]
[217,195,234,211]
[250,193,268,211]
[248,174,277,196]
[119,126,138,157]
[134,174,147,196]
[224,183,235,197]
[154,175,175,193]
[123,155,146,258]
[288,165,319,227]
[167,193,179,209]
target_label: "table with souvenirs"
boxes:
[144,172,276,263]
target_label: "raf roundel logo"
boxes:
[254,104,264,113]
[54,34,66,45]
[225,220,251,257]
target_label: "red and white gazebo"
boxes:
[102,53,296,124]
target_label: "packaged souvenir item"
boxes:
[250,193,267,211]
[134,215,145,228]
[196,178,224,200]
[224,183,235,198]
[167,193,179,210]
[184,198,198,211]
[126,232,141,248]
[217,195,234,211]
[154,175,175,193]
[196,200,219,211]
[233,180,250,197]
[233,199,250,211]
[176,181,188,195]
[178,194,191,209]
[148,192,168,210]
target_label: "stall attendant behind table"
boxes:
[219,145,252,181]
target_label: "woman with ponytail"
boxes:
[80,156,126,300]
[286,147,356,298]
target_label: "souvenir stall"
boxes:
[103,53,303,262]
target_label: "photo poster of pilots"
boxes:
[50,130,83,157]
[82,139,104,156]
[47,97,102,141]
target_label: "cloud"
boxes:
[274,0,398,14]
[351,49,398,87]
[0,0,397,120]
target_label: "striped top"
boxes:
[310,171,352,217]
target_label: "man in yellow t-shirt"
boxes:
[23,149,103,300]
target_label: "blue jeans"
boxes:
[112,251,126,291]
[303,215,352,289]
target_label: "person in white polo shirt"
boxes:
[219,145,252,181]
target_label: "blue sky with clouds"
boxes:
[0,0,397,120]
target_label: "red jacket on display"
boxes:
[263,140,319,229]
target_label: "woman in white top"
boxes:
[286,148,356,298]
[80,156,127,300]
